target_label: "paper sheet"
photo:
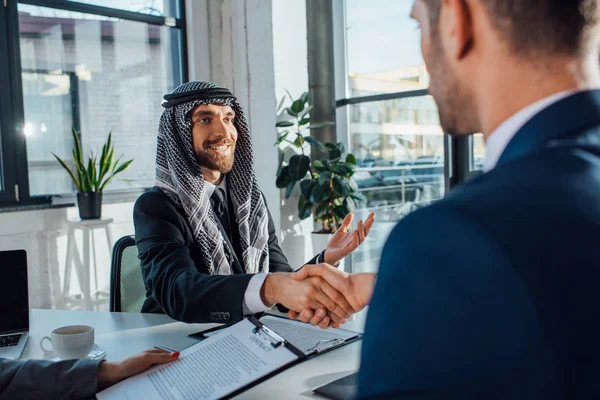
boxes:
[97,319,298,400]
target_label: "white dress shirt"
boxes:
[204,178,271,315]
[484,90,577,172]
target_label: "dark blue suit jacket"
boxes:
[357,90,600,399]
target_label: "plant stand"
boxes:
[63,218,113,310]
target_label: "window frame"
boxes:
[332,0,473,198]
[0,0,188,207]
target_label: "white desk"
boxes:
[23,309,365,399]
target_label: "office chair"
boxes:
[110,235,146,312]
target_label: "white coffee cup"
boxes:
[40,325,94,360]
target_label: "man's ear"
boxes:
[442,0,474,60]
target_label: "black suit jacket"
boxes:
[134,186,319,324]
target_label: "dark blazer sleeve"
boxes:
[356,205,560,399]
[0,358,101,400]
[134,191,254,324]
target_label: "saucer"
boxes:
[49,343,106,361]
[87,343,107,361]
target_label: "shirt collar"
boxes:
[484,90,577,172]
[204,176,228,201]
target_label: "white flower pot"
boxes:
[311,231,345,271]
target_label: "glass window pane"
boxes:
[349,96,445,272]
[346,0,427,96]
[67,1,179,17]
[19,5,183,196]
[471,133,486,171]
[0,114,3,192]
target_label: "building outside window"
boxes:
[0,0,185,203]
[339,0,485,271]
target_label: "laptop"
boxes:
[0,249,30,359]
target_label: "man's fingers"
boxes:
[319,280,353,317]
[357,220,365,243]
[310,284,337,312]
[292,266,311,281]
[364,213,375,237]
[298,309,314,323]
[340,213,353,232]
[309,308,328,326]
[288,310,299,320]
[318,316,331,329]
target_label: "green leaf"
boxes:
[315,202,329,218]
[288,154,310,180]
[293,135,304,148]
[299,105,313,119]
[334,204,349,220]
[275,166,292,188]
[332,177,348,196]
[337,142,347,154]
[310,183,331,203]
[299,117,311,126]
[285,107,299,117]
[309,121,335,130]
[52,153,82,192]
[298,195,313,220]
[276,95,286,113]
[303,136,324,148]
[318,171,331,185]
[300,91,309,103]
[112,159,133,175]
[276,120,294,128]
[274,131,289,146]
[346,153,357,166]
[300,180,316,199]
[312,160,327,172]
[328,147,341,160]
[333,164,352,176]
[285,181,297,199]
[291,99,305,114]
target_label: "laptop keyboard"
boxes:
[0,334,22,347]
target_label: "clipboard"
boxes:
[98,316,307,400]
[189,313,362,358]
[222,316,362,399]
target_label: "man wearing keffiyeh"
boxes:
[134,81,375,329]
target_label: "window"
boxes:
[65,0,181,17]
[471,133,486,171]
[338,0,448,272]
[0,0,186,204]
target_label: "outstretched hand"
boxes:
[292,263,376,313]
[324,213,375,266]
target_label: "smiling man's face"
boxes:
[190,104,238,175]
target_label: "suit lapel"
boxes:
[496,90,600,169]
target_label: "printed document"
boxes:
[97,319,298,400]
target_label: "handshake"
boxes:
[260,264,376,329]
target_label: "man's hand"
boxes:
[324,213,375,266]
[292,264,376,312]
[97,349,179,390]
[261,273,353,328]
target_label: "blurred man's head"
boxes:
[411,0,600,135]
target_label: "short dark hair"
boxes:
[422,0,600,57]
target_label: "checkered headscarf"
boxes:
[155,81,269,275]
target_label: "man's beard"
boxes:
[425,32,478,136]
[196,139,236,173]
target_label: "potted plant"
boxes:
[274,92,366,252]
[53,128,133,220]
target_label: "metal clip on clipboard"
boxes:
[252,324,286,348]
[308,338,346,353]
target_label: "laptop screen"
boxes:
[0,250,29,333]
